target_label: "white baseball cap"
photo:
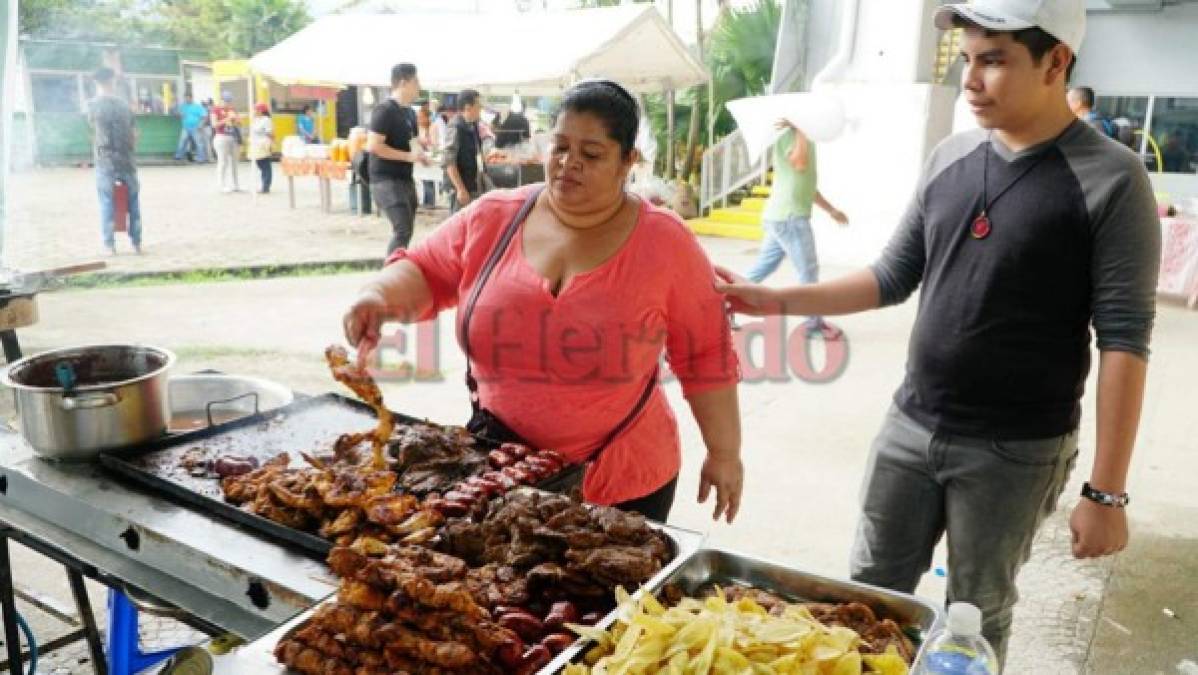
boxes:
[934,0,1086,53]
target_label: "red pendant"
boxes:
[971,213,992,239]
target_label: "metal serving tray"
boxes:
[224,519,705,674]
[549,546,945,672]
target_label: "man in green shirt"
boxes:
[745,119,848,337]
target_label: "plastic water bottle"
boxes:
[912,603,1001,675]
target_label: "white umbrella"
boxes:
[726,92,846,164]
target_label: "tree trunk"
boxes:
[664,0,675,179]
[665,90,675,179]
[679,0,704,182]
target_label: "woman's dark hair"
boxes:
[301,104,311,114]
[951,15,1076,81]
[557,79,639,157]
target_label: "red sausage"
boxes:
[500,442,532,459]
[516,645,552,675]
[543,601,579,630]
[540,632,575,654]
[498,610,545,642]
[524,455,559,476]
[488,449,516,468]
[483,470,519,490]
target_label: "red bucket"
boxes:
[113,180,129,233]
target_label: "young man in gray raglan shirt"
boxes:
[718,0,1160,662]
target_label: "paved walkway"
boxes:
[3,164,444,274]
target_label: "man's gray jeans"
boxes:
[850,403,1079,665]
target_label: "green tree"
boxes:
[650,0,786,181]
[18,0,310,60]
[705,0,784,134]
[18,0,158,43]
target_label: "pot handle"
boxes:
[60,392,121,410]
[205,391,260,427]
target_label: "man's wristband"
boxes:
[1081,482,1130,508]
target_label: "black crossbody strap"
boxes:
[461,186,544,408]
[582,366,659,463]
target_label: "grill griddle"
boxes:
[100,393,425,558]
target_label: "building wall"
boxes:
[798,0,957,267]
[15,40,186,165]
[1075,3,1198,97]
[1075,4,1198,201]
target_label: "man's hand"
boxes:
[714,266,785,316]
[830,209,849,226]
[456,188,472,208]
[1069,499,1128,558]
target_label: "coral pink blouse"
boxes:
[388,185,738,504]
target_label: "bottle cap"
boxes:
[947,602,983,636]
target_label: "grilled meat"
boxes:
[325,344,393,470]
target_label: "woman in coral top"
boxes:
[343,80,742,523]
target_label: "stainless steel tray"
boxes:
[548,546,945,672]
[223,520,704,674]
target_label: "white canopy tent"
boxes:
[248,5,707,96]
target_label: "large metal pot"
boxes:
[1,344,175,460]
[167,374,293,432]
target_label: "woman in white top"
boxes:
[248,103,275,194]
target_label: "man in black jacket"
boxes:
[442,89,484,214]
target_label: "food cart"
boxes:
[211,60,339,155]
[0,344,941,674]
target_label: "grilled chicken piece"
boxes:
[319,507,363,539]
[363,493,419,529]
[318,469,397,509]
[387,577,487,620]
[274,639,354,675]
[220,452,290,504]
[338,580,387,612]
[376,623,477,668]
[325,345,393,470]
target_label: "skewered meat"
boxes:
[377,623,476,668]
[325,345,393,470]
[329,545,467,585]
[274,639,354,675]
[280,542,519,675]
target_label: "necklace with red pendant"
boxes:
[973,121,1077,240]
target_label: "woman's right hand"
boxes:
[343,289,389,368]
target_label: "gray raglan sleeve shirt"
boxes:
[1070,145,1162,357]
[870,129,1161,357]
